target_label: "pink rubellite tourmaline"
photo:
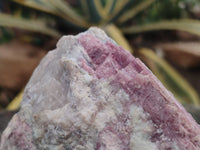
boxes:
[1,27,200,150]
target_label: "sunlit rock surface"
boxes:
[1,27,200,150]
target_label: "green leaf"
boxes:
[6,90,23,111]
[121,19,200,36]
[117,0,155,24]
[47,0,90,28]
[13,0,59,15]
[106,0,131,23]
[104,0,116,14]
[79,0,90,21]
[14,0,90,28]
[104,24,133,54]
[138,48,200,105]
[0,27,13,44]
[0,13,60,37]
[112,0,129,14]
[84,0,107,23]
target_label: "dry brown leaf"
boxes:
[155,42,200,68]
[0,40,46,90]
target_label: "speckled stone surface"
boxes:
[1,27,200,150]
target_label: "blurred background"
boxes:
[0,0,200,136]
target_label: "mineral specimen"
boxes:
[1,27,200,150]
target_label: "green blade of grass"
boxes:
[117,0,155,24]
[138,48,200,105]
[104,24,133,54]
[0,13,60,37]
[121,19,200,36]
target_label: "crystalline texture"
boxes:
[1,27,200,150]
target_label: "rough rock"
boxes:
[1,27,200,150]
